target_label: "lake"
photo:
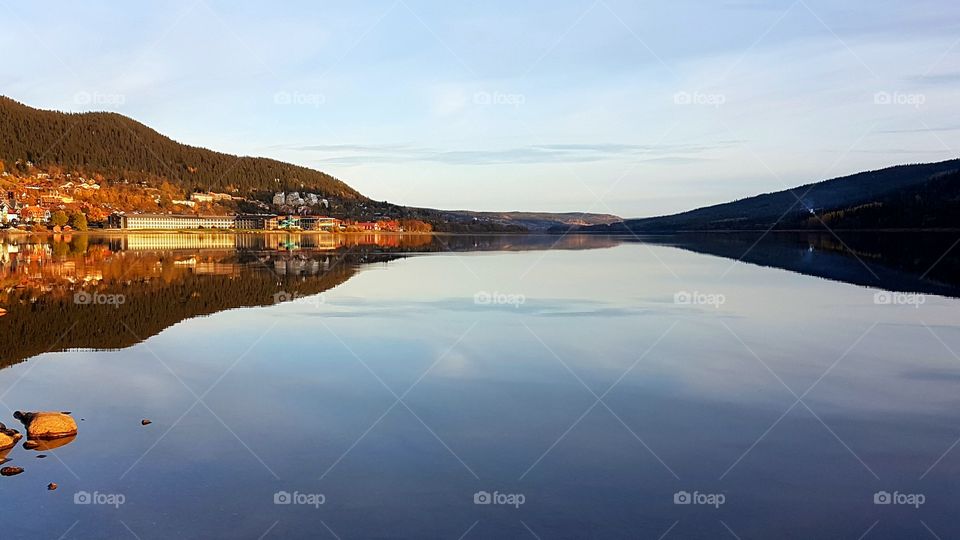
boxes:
[1,231,959,539]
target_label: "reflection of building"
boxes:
[118,214,236,229]
[124,234,238,251]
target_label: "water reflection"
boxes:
[2,231,959,369]
[1,231,960,538]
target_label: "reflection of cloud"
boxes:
[899,368,960,382]
[280,141,737,166]
[291,297,667,319]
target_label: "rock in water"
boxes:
[141,419,152,426]
[47,483,57,490]
[23,440,39,449]
[14,411,78,439]
[0,466,24,476]
[0,423,23,450]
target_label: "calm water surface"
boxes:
[1,232,959,539]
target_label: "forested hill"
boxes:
[0,96,363,199]
[565,158,960,233]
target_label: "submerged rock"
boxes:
[48,483,57,490]
[0,466,24,476]
[27,436,76,451]
[14,411,78,440]
[23,440,39,450]
[141,419,152,426]
[0,423,23,450]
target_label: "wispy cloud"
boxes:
[281,142,736,166]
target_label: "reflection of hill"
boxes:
[0,264,363,369]
[641,232,960,297]
[0,232,622,369]
[0,242,398,368]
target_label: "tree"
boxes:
[51,210,68,227]
[69,211,88,231]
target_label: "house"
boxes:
[190,192,232,203]
[20,206,50,223]
[41,194,73,205]
[376,220,401,232]
[0,202,17,223]
[302,216,341,232]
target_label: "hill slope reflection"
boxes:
[0,233,618,367]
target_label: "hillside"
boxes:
[0,96,622,231]
[569,159,960,233]
[417,209,621,232]
[0,96,362,199]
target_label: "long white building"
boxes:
[118,214,236,230]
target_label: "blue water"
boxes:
[1,236,959,538]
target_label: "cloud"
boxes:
[875,125,960,134]
[281,141,736,166]
[910,72,960,85]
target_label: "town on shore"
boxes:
[0,164,431,233]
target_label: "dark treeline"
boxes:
[789,170,960,229]
[0,96,362,199]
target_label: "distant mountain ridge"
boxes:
[418,209,621,232]
[566,159,960,233]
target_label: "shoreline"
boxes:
[0,229,444,237]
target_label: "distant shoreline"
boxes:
[0,229,438,236]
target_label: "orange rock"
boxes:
[0,423,22,450]
[14,411,78,439]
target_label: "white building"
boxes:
[118,214,236,230]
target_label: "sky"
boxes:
[2,0,959,217]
